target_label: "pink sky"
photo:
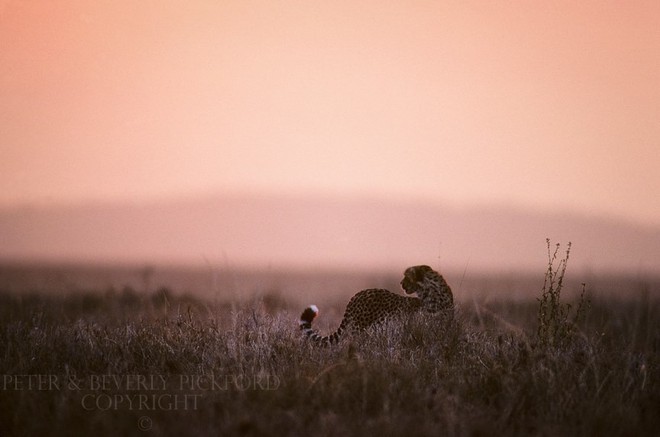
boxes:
[2,1,660,225]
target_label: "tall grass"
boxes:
[0,260,658,436]
[537,240,589,348]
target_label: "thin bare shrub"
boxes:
[536,239,589,348]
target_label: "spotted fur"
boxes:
[299,265,453,345]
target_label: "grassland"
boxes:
[0,258,658,436]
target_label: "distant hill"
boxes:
[1,195,658,274]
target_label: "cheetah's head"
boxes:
[400,265,438,295]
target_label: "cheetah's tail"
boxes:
[299,305,319,330]
[299,305,342,346]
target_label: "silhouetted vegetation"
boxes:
[0,258,658,436]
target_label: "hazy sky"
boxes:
[2,1,660,225]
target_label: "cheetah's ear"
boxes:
[413,265,432,281]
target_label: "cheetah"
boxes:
[299,265,453,345]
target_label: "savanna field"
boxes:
[1,246,658,436]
